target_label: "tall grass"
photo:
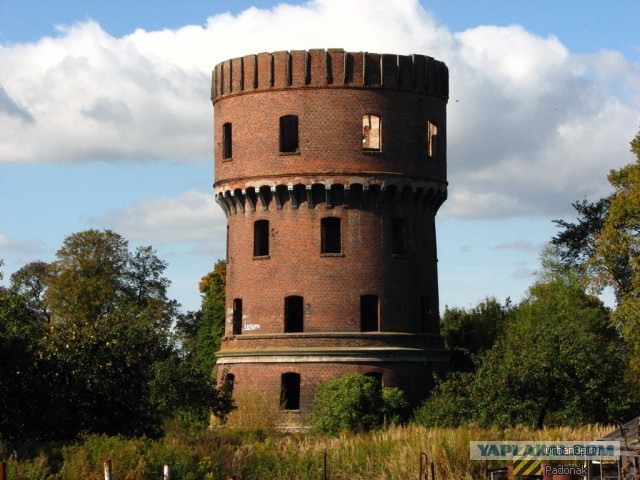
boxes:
[1,424,610,479]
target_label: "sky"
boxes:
[1,0,639,313]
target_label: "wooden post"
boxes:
[430,461,435,480]
[0,461,6,480]
[164,464,171,480]
[104,459,112,480]
[323,449,327,480]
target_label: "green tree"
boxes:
[0,281,50,441]
[441,296,510,372]
[8,231,233,440]
[415,256,633,428]
[308,373,407,435]
[195,260,226,375]
[45,229,130,324]
[10,260,50,322]
[552,197,610,269]
[592,128,640,376]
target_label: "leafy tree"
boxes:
[592,128,640,376]
[441,297,510,372]
[308,373,407,435]
[415,257,633,428]
[2,232,233,441]
[0,279,51,441]
[196,260,226,375]
[10,260,50,322]
[552,197,610,269]
[45,229,130,324]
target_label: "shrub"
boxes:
[308,374,408,435]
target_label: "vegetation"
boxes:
[3,128,640,476]
[308,373,409,435]
[415,253,635,428]
[0,423,610,480]
[0,230,233,443]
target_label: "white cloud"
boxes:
[94,190,226,245]
[1,0,638,219]
[0,233,45,254]
[495,240,536,252]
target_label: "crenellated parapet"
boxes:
[214,178,446,217]
[212,49,449,102]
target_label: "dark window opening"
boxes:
[254,220,269,256]
[280,115,299,153]
[361,294,379,332]
[280,372,301,410]
[392,218,406,255]
[321,217,341,254]
[364,372,383,387]
[223,122,232,159]
[224,373,235,395]
[362,114,381,151]
[428,121,438,157]
[232,298,243,335]
[420,296,434,333]
[284,295,304,333]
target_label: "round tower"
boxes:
[212,49,449,427]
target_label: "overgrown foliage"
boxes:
[0,231,233,443]
[441,296,511,372]
[416,255,636,428]
[308,373,408,435]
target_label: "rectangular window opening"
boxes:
[321,217,341,254]
[362,114,381,151]
[280,115,299,153]
[253,220,270,256]
[280,372,301,410]
[361,294,379,332]
[232,298,243,335]
[428,121,438,158]
[391,218,406,255]
[223,122,232,159]
[284,295,304,333]
[420,296,433,333]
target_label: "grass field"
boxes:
[2,423,610,479]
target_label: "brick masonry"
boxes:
[211,49,449,427]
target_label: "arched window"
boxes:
[427,121,438,157]
[362,114,381,151]
[232,298,243,335]
[361,294,379,332]
[391,217,406,255]
[280,372,301,410]
[280,115,299,153]
[224,373,235,395]
[364,372,383,387]
[254,220,269,256]
[222,122,232,159]
[321,217,341,254]
[284,295,304,333]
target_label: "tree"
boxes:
[592,128,640,376]
[10,261,50,322]
[44,229,130,324]
[308,373,407,435]
[415,256,633,428]
[441,297,510,372]
[0,281,50,441]
[195,260,226,375]
[552,197,610,269]
[2,236,235,441]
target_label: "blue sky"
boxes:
[1,0,639,312]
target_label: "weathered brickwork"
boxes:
[211,49,449,427]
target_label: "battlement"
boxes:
[212,49,449,102]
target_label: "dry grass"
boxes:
[2,424,612,479]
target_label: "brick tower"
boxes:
[212,49,449,427]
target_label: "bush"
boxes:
[308,374,408,435]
